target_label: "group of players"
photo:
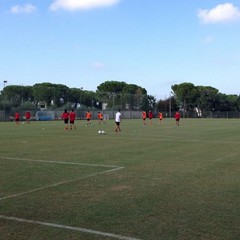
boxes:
[61,109,181,133]
[62,109,181,133]
[14,111,31,125]
[142,110,180,126]
[13,109,181,130]
[61,110,107,131]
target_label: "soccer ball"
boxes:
[98,130,106,135]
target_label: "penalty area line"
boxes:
[0,156,120,168]
[0,215,141,240]
[0,167,124,201]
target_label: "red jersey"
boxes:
[69,111,76,121]
[142,111,147,119]
[174,112,180,120]
[62,112,69,120]
[148,111,153,119]
[15,112,20,120]
[25,112,30,119]
[158,112,163,120]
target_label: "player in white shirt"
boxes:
[115,109,121,132]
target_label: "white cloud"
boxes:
[198,3,240,23]
[49,0,120,11]
[10,4,36,14]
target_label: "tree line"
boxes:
[0,81,156,113]
[1,81,239,114]
[170,82,240,112]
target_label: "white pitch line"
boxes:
[0,167,124,201]
[0,156,120,168]
[0,215,142,240]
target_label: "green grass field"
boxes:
[1,118,240,240]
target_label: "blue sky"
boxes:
[1,0,240,99]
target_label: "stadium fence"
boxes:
[1,110,240,121]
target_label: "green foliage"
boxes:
[68,88,81,109]
[97,80,127,93]
[2,81,240,114]
[96,81,150,110]
[122,83,147,94]
[214,94,239,111]
[3,85,34,107]
[172,82,199,110]
[196,86,219,111]
[170,82,240,112]
[157,96,178,112]
[32,83,70,108]
[21,101,39,111]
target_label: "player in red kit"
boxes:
[25,111,31,124]
[158,112,163,125]
[62,109,69,131]
[148,110,153,125]
[174,111,181,126]
[69,109,76,130]
[15,111,20,125]
[142,111,147,125]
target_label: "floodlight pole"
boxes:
[169,91,174,118]
[80,87,83,109]
[91,92,94,111]
[169,92,172,118]
[22,84,24,117]
[3,80,7,121]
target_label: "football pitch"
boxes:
[1,118,240,240]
